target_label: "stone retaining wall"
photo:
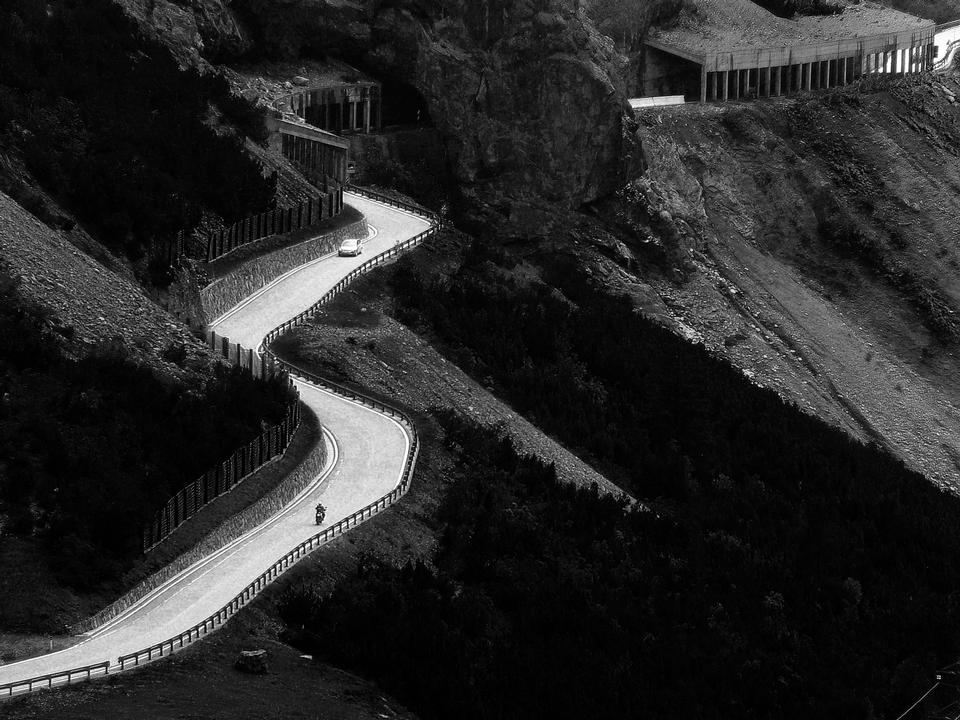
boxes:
[74,408,327,635]
[201,216,368,324]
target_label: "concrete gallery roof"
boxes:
[648,0,935,65]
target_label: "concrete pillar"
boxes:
[364,96,372,132]
[722,70,729,101]
[350,101,358,130]
[701,65,708,103]
[825,59,832,89]
[733,68,740,99]
[840,56,848,85]
[774,66,782,96]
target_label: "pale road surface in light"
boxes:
[0,193,431,689]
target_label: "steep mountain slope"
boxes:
[114,0,642,211]
[611,75,960,486]
[0,192,207,371]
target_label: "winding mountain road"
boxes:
[0,192,432,696]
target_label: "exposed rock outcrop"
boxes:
[235,649,269,674]
[114,0,251,67]
[118,0,642,218]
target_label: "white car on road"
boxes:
[338,237,363,257]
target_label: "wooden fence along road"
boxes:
[0,190,437,698]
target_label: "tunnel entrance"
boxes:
[376,74,432,128]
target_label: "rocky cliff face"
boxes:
[118,0,641,218]
[114,0,252,67]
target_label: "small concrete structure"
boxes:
[643,0,937,102]
[630,95,685,109]
[268,116,351,185]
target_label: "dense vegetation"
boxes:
[0,0,274,264]
[0,265,293,593]
[750,0,843,17]
[277,239,960,718]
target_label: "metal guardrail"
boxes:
[1,661,110,698]
[934,38,960,70]
[0,189,440,698]
[115,191,438,671]
[344,184,440,223]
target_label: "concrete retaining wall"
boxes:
[201,216,368,324]
[74,409,327,635]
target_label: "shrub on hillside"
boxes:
[751,0,842,17]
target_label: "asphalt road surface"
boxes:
[0,192,432,693]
